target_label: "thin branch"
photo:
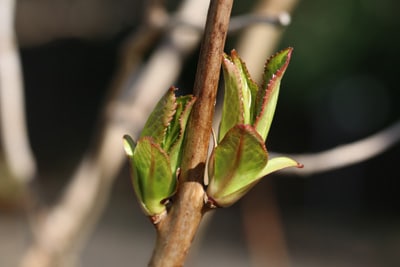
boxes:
[0,0,36,183]
[181,0,233,184]
[280,119,400,176]
[148,1,233,266]
[228,13,291,33]
[172,12,291,34]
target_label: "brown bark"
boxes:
[148,1,233,266]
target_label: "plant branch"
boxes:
[280,119,400,176]
[148,1,233,266]
[0,0,36,184]
[181,0,233,184]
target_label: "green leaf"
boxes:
[254,47,293,140]
[167,95,196,173]
[123,134,136,157]
[123,135,143,211]
[206,48,302,208]
[124,135,175,216]
[219,53,245,142]
[140,87,177,144]
[230,50,259,124]
[207,124,269,207]
[259,156,302,177]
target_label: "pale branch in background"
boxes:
[281,119,400,176]
[172,12,291,34]
[0,0,36,184]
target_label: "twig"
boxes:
[280,119,400,176]
[172,13,291,34]
[148,1,233,266]
[228,13,291,33]
[0,0,36,184]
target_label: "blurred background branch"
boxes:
[282,118,400,176]
[0,0,36,207]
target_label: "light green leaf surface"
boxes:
[207,124,269,207]
[140,87,177,144]
[123,134,136,157]
[230,50,259,123]
[219,54,245,142]
[259,156,302,177]
[255,47,293,140]
[124,135,174,216]
[167,95,196,173]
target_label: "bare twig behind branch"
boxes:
[0,0,36,184]
[281,119,400,176]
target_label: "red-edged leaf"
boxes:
[124,135,175,216]
[207,124,269,207]
[219,53,245,142]
[230,50,259,124]
[140,87,177,144]
[167,95,196,173]
[254,47,293,140]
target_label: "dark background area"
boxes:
[7,0,400,266]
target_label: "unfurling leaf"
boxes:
[207,48,302,208]
[124,135,173,216]
[123,87,195,219]
[254,47,292,140]
[207,124,301,208]
[207,125,268,207]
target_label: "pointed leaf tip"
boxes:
[262,47,293,88]
[219,54,246,141]
[140,86,177,144]
[123,135,136,157]
[254,47,293,140]
[259,156,301,177]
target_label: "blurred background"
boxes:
[1,0,399,266]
